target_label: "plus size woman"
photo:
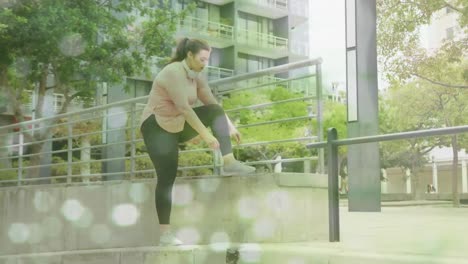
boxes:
[140,38,255,246]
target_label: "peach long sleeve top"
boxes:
[139,61,215,133]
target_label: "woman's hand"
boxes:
[229,125,241,145]
[201,133,220,150]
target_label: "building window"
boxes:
[446,27,454,40]
[238,52,274,73]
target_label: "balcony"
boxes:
[201,0,234,4]
[239,75,311,95]
[236,29,289,58]
[237,0,288,19]
[206,66,235,81]
[177,16,234,48]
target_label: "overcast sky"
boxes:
[308,0,347,92]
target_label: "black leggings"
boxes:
[140,104,232,224]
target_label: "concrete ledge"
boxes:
[275,173,328,188]
[0,173,328,255]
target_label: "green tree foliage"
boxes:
[377,0,467,202]
[221,86,319,172]
[377,0,467,87]
[0,0,192,178]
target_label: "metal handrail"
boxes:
[307,124,468,243]
[0,58,322,186]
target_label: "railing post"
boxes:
[67,122,73,184]
[327,127,340,242]
[213,150,222,176]
[130,103,136,180]
[18,127,23,186]
[316,63,325,173]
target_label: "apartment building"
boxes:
[173,0,309,75]
[420,6,466,53]
[124,0,311,99]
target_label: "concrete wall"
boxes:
[0,173,328,256]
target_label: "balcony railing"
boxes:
[259,0,288,10]
[241,75,311,94]
[240,0,288,10]
[236,29,288,49]
[206,66,235,80]
[179,16,234,41]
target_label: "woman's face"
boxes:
[187,49,210,72]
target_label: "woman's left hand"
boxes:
[229,125,241,145]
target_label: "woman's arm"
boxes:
[196,75,219,105]
[197,76,241,144]
[160,65,219,149]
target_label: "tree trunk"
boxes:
[0,69,11,171]
[451,135,460,207]
[27,143,42,179]
[26,65,54,180]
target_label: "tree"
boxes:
[221,86,313,172]
[377,0,467,88]
[0,0,192,178]
[377,0,468,204]
[380,85,440,199]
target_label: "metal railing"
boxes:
[0,58,323,187]
[240,0,288,10]
[206,66,235,81]
[179,16,234,40]
[307,125,468,243]
[20,90,93,116]
[236,29,288,49]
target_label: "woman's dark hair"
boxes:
[169,38,211,63]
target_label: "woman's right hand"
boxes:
[202,133,220,150]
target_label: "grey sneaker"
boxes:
[222,160,256,176]
[159,231,183,246]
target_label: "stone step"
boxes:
[1,242,466,264]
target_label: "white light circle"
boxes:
[112,204,140,227]
[8,223,30,244]
[33,191,56,213]
[176,227,200,245]
[61,199,85,222]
